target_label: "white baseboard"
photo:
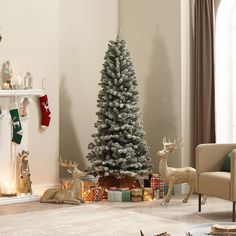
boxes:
[0,194,39,205]
[0,182,60,206]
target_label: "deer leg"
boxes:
[78,198,85,203]
[201,195,207,204]
[183,183,195,203]
[161,181,174,206]
[63,199,81,205]
[41,199,58,204]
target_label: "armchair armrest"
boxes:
[196,143,236,173]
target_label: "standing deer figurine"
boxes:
[18,151,32,195]
[41,158,86,205]
[157,138,196,205]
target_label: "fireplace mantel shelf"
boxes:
[0,89,44,97]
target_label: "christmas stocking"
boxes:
[39,94,51,129]
[9,103,23,145]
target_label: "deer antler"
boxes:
[163,137,175,148]
[163,137,183,153]
[58,157,78,169]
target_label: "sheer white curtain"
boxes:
[215,0,236,143]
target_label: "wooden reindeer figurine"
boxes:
[41,158,86,205]
[157,138,196,205]
[18,151,32,195]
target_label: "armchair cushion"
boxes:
[199,171,231,200]
[221,152,231,172]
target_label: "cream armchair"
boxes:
[196,143,236,221]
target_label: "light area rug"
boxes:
[0,195,233,236]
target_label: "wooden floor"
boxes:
[0,200,71,216]
[0,194,234,235]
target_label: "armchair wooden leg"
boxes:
[233,202,235,222]
[198,194,201,212]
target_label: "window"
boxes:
[215,0,236,142]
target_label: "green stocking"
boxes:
[9,103,23,145]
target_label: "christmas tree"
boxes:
[87,36,152,181]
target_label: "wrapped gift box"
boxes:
[131,196,142,202]
[150,174,159,189]
[143,196,151,201]
[131,188,143,202]
[122,190,131,202]
[83,188,94,201]
[143,174,152,187]
[82,185,103,202]
[159,184,164,199]
[108,190,122,202]
[150,175,164,199]
[81,175,99,193]
[93,187,103,201]
[131,188,143,197]
[143,187,154,201]
[154,189,160,200]
[107,189,131,202]
[81,181,96,190]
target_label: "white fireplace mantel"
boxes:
[0,89,45,205]
[0,89,44,97]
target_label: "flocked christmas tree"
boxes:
[87,35,152,182]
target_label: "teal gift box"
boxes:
[108,191,122,202]
[122,190,131,202]
[108,190,131,202]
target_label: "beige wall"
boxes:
[59,0,119,176]
[0,0,59,191]
[0,0,193,190]
[120,0,182,171]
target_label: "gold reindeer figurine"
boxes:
[157,138,196,205]
[40,158,85,205]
